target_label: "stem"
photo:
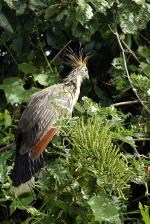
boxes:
[111,28,150,114]
[111,100,150,107]
[121,40,140,64]
[51,40,72,63]
[145,181,149,196]
[140,33,150,45]
[39,43,53,72]
[4,43,18,65]
[36,30,53,72]
[0,143,14,153]
[134,138,150,141]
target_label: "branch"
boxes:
[0,144,14,153]
[110,27,150,114]
[4,43,18,66]
[36,29,53,72]
[140,33,150,45]
[111,100,150,107]
[51,40,72,63]
[121,40,140,64]
[134,138,150,142]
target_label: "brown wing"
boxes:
[16,83,73,156]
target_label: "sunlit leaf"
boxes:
[0,77,38,104]
[88,193,120,223]
[139,202,150,224]
[0,12,14,33]
[4,109,11,128]
[18,63,38,74]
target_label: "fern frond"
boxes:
[66,117,131,197]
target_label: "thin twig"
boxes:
[134,138,150,142]
[39,43,53,72]
[121,40,140,64]
[4,43,18,65]
[110,27,150,114]
[111,100,150,107]
[140,33,150,45]
[36,30,53,72]
[51,40,72,63]
[0,143,14,153]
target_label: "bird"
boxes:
[11,48,89,189]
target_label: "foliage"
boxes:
[0,0,150,223]
[139,202,150,224]
[66,116,131,197]
[88,194,120,223]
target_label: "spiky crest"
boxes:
[64,47,88,68]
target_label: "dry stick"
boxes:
[121,40,140,64]
[51,40,72,63]
[4,43,18,65]
[140,33,150,45]
[0,143,14,153]
[39,42,53,73]
[134,138,150,142]
[112,29,150,114]
[111,100,150,107]
[36,29,53,72]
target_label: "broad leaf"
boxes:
[88,193,120,223]
[4,109,11,128]
[0,12,13,33]
[0,77,38,104]
[18,63,38,74]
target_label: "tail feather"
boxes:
[12,153,44,187]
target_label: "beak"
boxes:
[86,73,89,80]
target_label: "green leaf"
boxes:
[4,109,11,128]
[77,0,86,7]
[0,151,12,183]
[34,73,49,86]
[76,3,93,25]
[112,57,124,70]
[0,12,14,33]
[74,102,85,113]
[112,133,136,149]
[27,207,41,216]
[139,202,150,224]
[88,193,120,223]
[0,77,38,104]
[29,0,47,11]
[90,0,113,14]
[9,200,18,215]
[138,46,150,60]
[19,192,35,207]
[118,2,150,33]
[18,63,38,74]
[53,200,68,212]
[140,62,150,76]
[45,4,60,19]
[34,70,59,86]
[3,0,15,9]
[132,0,145,5]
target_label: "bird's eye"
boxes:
[81,67,88,73]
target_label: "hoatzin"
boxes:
[12,49,89,189]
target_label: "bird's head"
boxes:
[72,65,89,81]
[64,48,89,82]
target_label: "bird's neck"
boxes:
[64,75,83,108]
[71,75,82,108]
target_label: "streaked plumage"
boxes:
[12,50,89,188]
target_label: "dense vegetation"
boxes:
[0,0,150,223]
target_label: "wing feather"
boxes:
[17,83,73,155]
